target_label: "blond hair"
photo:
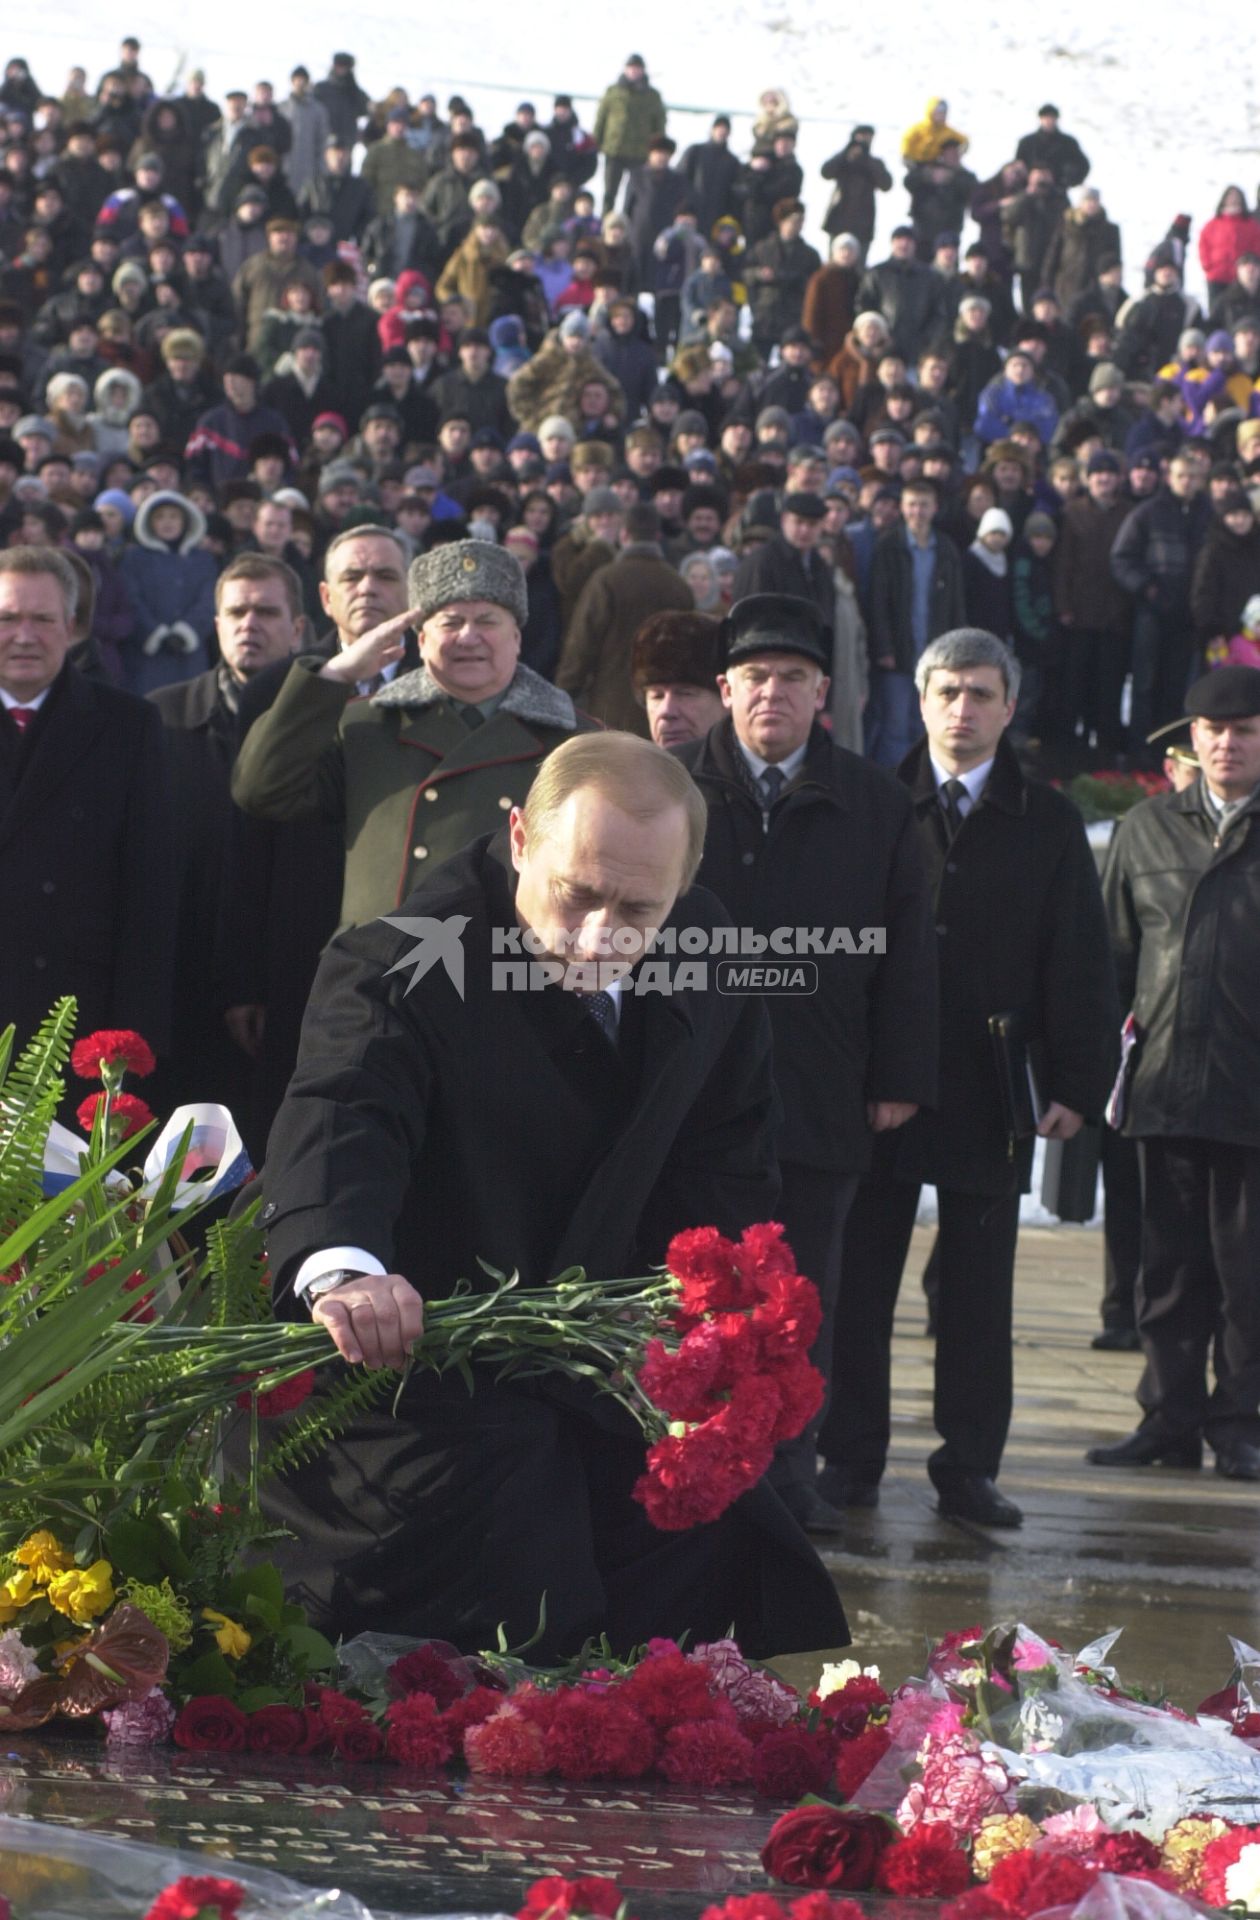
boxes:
[521,732,707,889]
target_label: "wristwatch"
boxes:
[302,1269,361,1311]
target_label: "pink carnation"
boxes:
[1039,1805,1109,1854]
[0,1629,40,1698]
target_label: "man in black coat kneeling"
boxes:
[256,730,849,1661]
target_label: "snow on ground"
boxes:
[18,0,1171,1236]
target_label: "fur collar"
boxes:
[372,660,578,730]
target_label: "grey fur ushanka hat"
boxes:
[407,539,529,627]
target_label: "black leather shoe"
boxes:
[1091,1327,1142,1352]
[932,1475,1023,1528]
[1213,1441,1260,1481]
[1086,1427,1202,1468]
[779,1486,848,1534]
[817,1466,880,1509]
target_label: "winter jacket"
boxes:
[821,135,892,248]
[427,365,514,439]
[856,257,946,361]
[947,329,1003,429]
[974,373,1060,448]
[118,491,220,697]
[557,546,692,731]
[1115,287,1203,381]
[901,99,969,165]
[233,252,324,354]
[278,93,332,198]
[1104,782,1260,1146]
[905,160,977,255]
[1010,545,1056,661]
[1110,488,1213,615]
[1001,184,1068,279]
[678,140,742,238]
[299,168,375,242]
[1013,124,1090,188]
[592,75,667,164]
[1043,206,1122,307]
[361,137,428,222]
[674,717,937,1174]
[1050,393,1138,456]
[592,324,659,416]
[1189,519,1260,644]
[361,208,443,285]
[1052,495,1132,632]
[435,229,511,327]
[625,166,690,286]
[185,397,297,490]
[1199,205,1260,288]
[507,332,627,432]
[868,526,967,672]
[86,367,144,459]
[801,263,859,363]
[731,535,836,635]
[312,68,369,148]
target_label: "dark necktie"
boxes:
[941,776,968,842]
[459,703,486,730]
[583,989,619,1048]
[8,706,35,733]
[760,764,786,810]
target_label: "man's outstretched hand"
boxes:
[311,1273,424,1370]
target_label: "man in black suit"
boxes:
[257,731,849,1661]
[149,554,305,1114]
[674,593,938,1533]
[0,547,174,1064]
[821,627,1116,1527]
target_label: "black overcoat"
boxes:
[674,719,938,1174]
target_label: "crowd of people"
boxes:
[2,40,1258,1634]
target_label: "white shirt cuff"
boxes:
[292,1246,387,1299]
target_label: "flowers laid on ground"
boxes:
[1,998,824,1739]
[1064,768,1169,822]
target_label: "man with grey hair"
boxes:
[0,545,174,1069]
[821,626,1115,1528]
[232,538,592,926]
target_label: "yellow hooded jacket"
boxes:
[902,97,970,164]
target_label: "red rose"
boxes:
[72,1029,156,1081]
[335,1718,386,1760]
[762,1806,896,1890]
[245,1705,306,1753]
[172,1694,248,1752]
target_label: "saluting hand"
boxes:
[312,1273,425,1370]
[319,607,420,688]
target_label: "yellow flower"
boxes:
[45,1558,116,1624]
[14,1530,75,1583]
[203,1607,252,1659]
[973,1813,1043,1880]
[0,1567,36,1622]
[1161,1816,1229,1894]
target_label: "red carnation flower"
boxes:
[245,1705,307,1753]
[383,1690,453,1769]
[833,1724,891,1798]
[660,1717,756,1788]
[314,1687,370,1732]
[787,1897,866,1920]
[699,1898,786,1920]
[762,1805,896,1890]
[737,1222,799,1290]
[465,1703,549,1776]
[141,1874,243,1920]
[666,1225,751,1317]
[618,1651,723,1731]
[387,1643,467,1708]
[518,1874,625,1920]
[235,1368,317,1417]
[985,1849,1095,1916]
[171,1695,248,1752]
[1201,1825,1260,1906]
[542,1688,656,1780]
[1087,1832,1162,1874]
[751,1272,823,1356]
[441,1684,505,1753]
[751,1726,835,1800]
[875,1826,972,1899]
[815,1674,890,1736]
[84,1257,157,1323]
[72,1029,156,1081]
[76,1090,154,1140]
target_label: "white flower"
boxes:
[816,1659,881,1699]
[0,1628,40,1697]
[1225,1844,1260,1910]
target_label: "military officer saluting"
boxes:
[233,540,593,923]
